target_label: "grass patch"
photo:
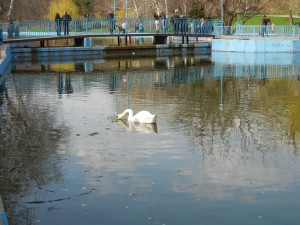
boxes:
[237,16,300,25]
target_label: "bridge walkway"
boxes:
[3,33,215,47]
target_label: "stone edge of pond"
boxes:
[0,195,9,225]
[0,45,11,76]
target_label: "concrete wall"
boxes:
[212,52,298,65]
[212,39,300,53]
[10,43,211,63]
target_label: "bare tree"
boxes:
[153,0,161,15]
[0,0,293,23]
[163,0,168,17]
[196,0,274,26]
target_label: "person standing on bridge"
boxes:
[261,15,269,38]
[107,12,115,34]
[62,11,72,36]
[55,13,62,36]
[7,16,14,39]
[159,12,166,33]
[171,10,180,34]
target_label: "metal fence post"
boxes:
[0,29,3,45]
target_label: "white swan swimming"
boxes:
[116,109,157,124]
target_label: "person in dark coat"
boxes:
[7,16,14,39]
[179,14,188,34]
[171,11,180,34]
[159,12,166,33]
[62,11,72,36]
[107,12,115,34]
[261,15,269,37]
[55,13,62,36]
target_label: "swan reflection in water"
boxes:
[117,119,158,133]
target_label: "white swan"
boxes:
[116,109,157,124]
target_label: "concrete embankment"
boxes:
[0,45,11,75]
[0,47,9,225]
[212,37,300,52]
[9,43,211,63]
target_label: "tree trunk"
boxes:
[131,0,140,17]
[288,9,294,25]
[154,0,160,15]
[164,0,168,17]
[226,14,234,26]
[182,0,187,15]
[7,0,15,18]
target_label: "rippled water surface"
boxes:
[1,53,300,225]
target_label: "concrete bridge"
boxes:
[3,33,215,47]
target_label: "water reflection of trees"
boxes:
[0,74,69,225]
[172,77,300,161]
[9,57,300,162]
[113,63,300,159]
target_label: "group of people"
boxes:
[153,11,213,34]
[55,11,72,36]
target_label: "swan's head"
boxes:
[115,114,123,120]
[115,109,131,121]
[115,115,121,120]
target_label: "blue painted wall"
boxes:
[212,39,300,53]
[212,52,298,65]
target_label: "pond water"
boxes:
[1,53,300,225]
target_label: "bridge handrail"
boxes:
[214,25,300,38]
[0,17,221,39]
[1,18,299,40]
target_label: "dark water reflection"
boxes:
[1,53,300,225]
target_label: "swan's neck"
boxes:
[125,109,134,121]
